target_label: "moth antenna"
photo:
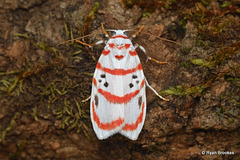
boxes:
[76,39,105,48]
[76,40,92,47]
[101,23,110,38]
[134,44,167,64]
[127,28,181,45]
[139,31,182,45]
[130,26,144,39]
[57,31,101,46]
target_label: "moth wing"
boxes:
[119,72,147,140]
[90,59,125,140]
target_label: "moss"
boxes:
[1,112,20,145]
[201,0,211,6]
[220,1,232,8]
[227,77,240,87]
[1,27,93,140]
[38,76,90,134]
[190,58,214,68]
[159,84,208,96]
[83,2,99,36]
[122,0,178,11]
[13,33,30,39]
[180,61,190,68]
[190,42,239,68]
[31,106,39,122]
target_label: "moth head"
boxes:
[111,30,128,37]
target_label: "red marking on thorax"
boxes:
[129,50,137,56]
[125,44,131,49]
[109,43,114,48]
[108,43,131,50]
[96,62,142,75]
[115,55,124,60]
[111,35,128,39]
[92,101,124,130]
[122,102,145,131]
[116,46,124,50]
[98,89,140,104]
[102,49,110,55]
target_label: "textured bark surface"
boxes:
[0,0,239,159]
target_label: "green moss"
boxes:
[159,84,208,96]
[165,0,177,9]
[38,77,90,134]
[1,20,93,141]
[227,77,240,87]
[142,11,151,17]
[220,1,232,8]
[64,21,70,40]
[190,42,239,69]
[123,0,178,11]
[190,58,214,68]
[7,75,20,94]
[180,61,190,68]
[13,33,30,39]
[1,112,20,145]
[125,0,134,7]
[201,0,211,6]
[32,106,39,122]
[228,118,233,123]
[83,2,99,36]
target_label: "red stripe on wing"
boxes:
[92,101,124,130]
[111,35,128,39]
[97,79,145,104]
[93,77,97,87]
[122,102,145,131]
[96,62,142,75]
[140,79,145,88]
[98,89,140,104]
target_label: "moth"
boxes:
[79,24,168,140]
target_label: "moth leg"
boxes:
[145,78,169,101]
[82,96,91,102]
[135,44,167,64]
[101,23,110,38]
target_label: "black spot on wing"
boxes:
[95,95,99,107]
[129,83,134,88]
[138,96,142,109]
[132,75,137,79]
[104,82,109,87]
[101,74,106,78]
